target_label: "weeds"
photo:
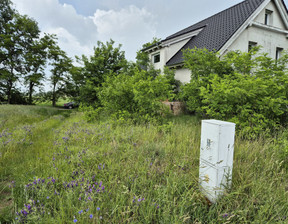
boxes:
[0,105,287,223]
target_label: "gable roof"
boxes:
[166,0,267,66]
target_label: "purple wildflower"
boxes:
[21,210,28,216]
[90,214,93,219]
[27,204,32,211]
[73,219,77,223]
[97,207,100,211]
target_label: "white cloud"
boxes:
[92,6,155,35]
[45,27,93,59]
[12,0,157,61]
[91,5,157,60]
[13,0,97,63]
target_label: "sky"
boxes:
[12,0,288,63]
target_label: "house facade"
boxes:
[144,0,288,83]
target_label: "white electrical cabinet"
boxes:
[199,120,236,203]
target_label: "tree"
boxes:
[48,39,72,107]
[0,0,41,104]
[0,0,17,103]
[0,0,14,33]
[66,65,85,101]
[76,39,127,105]
[23,34,52,104]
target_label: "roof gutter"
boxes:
[141,41,162,52]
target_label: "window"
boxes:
[153,53,160,63]
[265,9,273,25]
[248,41,257,52]
[276,47,283,60]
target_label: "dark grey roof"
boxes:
[166,0,266,66]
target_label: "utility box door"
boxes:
[199,120,235,203]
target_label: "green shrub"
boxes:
[182,47,288,138]
[96,67,175,123]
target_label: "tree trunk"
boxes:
[28,81,34,104]
[52,83,56,107]
[7,80,13,104]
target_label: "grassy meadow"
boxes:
[0,105,288,223]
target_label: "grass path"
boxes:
[0,105,72,221]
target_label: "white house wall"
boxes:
[227,26,288,57]
[164,39,191,62]
[227,0,288,58]
[150,39,190,72]
[174,68,191,83]
[254,1,286,29]
[150,49,166,71]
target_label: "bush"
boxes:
[96,67,175,123]
[9,89,29,105]
[181,47,288,138]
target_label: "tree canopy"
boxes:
[74,40,128,105]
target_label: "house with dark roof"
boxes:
[144,0,288,83]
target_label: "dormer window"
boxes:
[265,9,273,25]
[153,53,160,63]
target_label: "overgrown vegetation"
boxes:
[0,105,288,223]
[1,1,288,139]
[82,67,176,124]
[181,47,288,138]
[2,1,288,223]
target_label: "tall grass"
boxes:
[0,105,287,223]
